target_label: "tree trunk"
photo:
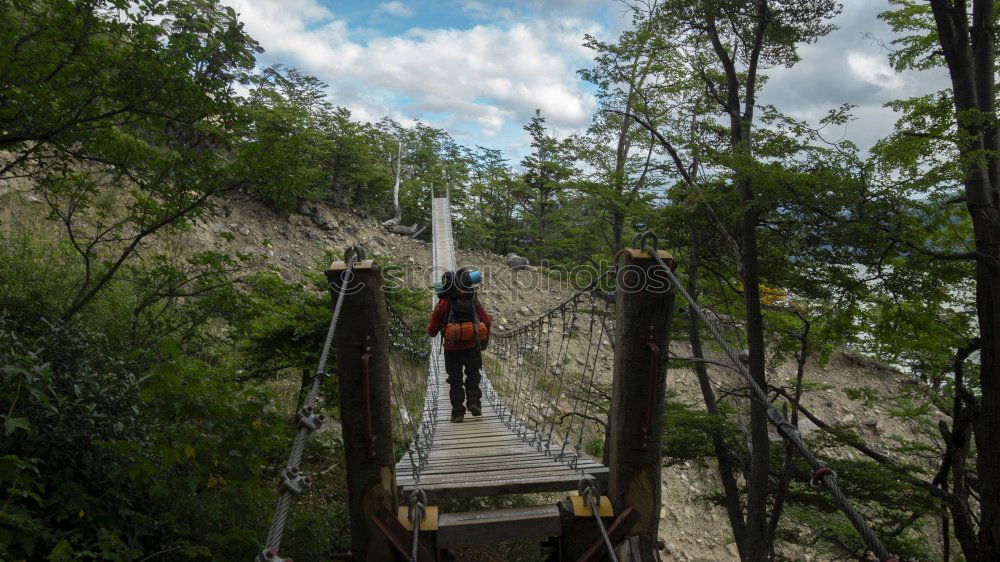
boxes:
[392,140,402,223]
[612,84,636,253]
[687,229,749,559]
[536,191,547,263]
[731,113,770,562]
[929,2,1000,558]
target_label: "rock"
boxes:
[506,252,530,271]
[24,193,41,203]
[520,306,531,314]
[798,417,820,437]
[861,416,878,427]
[835,413,855,426]
[663,543,679,556]
[874,419,887,435]
[296,201,316,215]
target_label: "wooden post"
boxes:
[328,259,397,560]
[607,248,675,542]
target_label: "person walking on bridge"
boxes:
[427,268,491,423]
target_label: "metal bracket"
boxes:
[371,507,437,560]
[397,505,440,531]
[569,492,615,518]
[639,326,660,450]
[360,336,378,458]
[256,548,292,562]
[295,406,325,432]
[278,466,311,496]
[576,505,640,562]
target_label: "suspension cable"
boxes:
[580,475,619,562]
[257,244,364,562]
[637,232,895,562]
[408,489,427,561]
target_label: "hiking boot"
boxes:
[451,413,464,423]
[468,404,482,417]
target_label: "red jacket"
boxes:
[427,297,492,351]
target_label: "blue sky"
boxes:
[223,0,949,163]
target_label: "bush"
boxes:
[0,236,349,559]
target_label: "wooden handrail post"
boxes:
[327,257,396,560]
[608,247,676,542]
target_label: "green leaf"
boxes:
[3,416,30,436]
[47,540,73,562]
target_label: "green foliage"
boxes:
[584,435,605,458]
[0,226,354,558]
[0,312,283,559]
[661,396,740,467]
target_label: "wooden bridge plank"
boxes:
[399,468,606,488]
[399,454,602,470]
[396,457,601,476]
[436,505,562,548]
[397,465,609,486]
[400,470,610,500]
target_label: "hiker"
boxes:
[427,267,492,423]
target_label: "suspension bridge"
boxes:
[394,197,610,502]
[255,196,900,561]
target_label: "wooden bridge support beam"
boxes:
[607,248,676,548]
[328,259,397,561]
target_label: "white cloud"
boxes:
[377,2,413,18]
[223,0,598,143]
[846,51,904,91]
[759,0,950,152]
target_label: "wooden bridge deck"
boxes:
[395,196,608,500]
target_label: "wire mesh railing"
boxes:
[387,306,439,485]
[484,280,616,470]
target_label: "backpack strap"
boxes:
[471,293,482,352]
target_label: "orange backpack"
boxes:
[444,321,489,343]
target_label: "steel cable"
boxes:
[580,475,619,562]
[258,245,363,561]
[637,233,895,562]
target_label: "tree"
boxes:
[866,2,1000,559]
[0,0,265,319]
[518,110,577,262]
[458,146,520,254]
[579,2,671,252]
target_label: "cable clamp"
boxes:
[278,466,311,496]
[810,467,835,490]
[295,407,325,432]
[256,548,293,562]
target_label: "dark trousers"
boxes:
[444,347,482,415]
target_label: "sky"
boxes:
[221,0,950,162]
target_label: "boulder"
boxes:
[506,252,530,271]
[874,419,887,435]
